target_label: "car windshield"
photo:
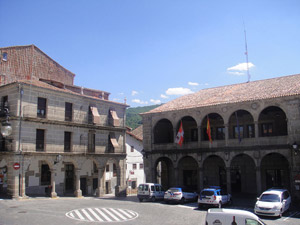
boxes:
[201,190,214,196]
[260,194,280,202]
[168,188,181,192]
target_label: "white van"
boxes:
[205,208,266,225]
[137,183,164,202]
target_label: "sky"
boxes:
[1,0,300,107]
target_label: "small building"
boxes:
[125,125,145,193]
[141,74,300,200]
[0,45,128,198]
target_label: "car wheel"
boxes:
[198,204,202,209]
[138,198,143,202]
[218,201,222,208]
[151,196,156,202]
[279,208,283,218]
[180,197,185,204]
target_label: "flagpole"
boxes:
[244,21,250,83]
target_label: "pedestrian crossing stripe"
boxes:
[66,207,138,223]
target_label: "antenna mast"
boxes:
[244,22,250,82]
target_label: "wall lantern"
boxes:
[292,142,299,156]
[0,106,12,137]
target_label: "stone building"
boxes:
[141,74,300,200]
[0,46,128,199]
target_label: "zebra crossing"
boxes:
[66,207,138,223]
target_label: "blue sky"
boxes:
[1,0,300,107]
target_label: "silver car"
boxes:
[164,187,198,204]
[254,188,291,217]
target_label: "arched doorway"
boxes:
[178,156,198,191]
[230,154,256,194]
[261,153,290,190]
[155,157,174,190]
[203,155,226,190]
[65,163,75,195]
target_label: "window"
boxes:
[41,164,51,185]
[37,97,47,118]
[108,132,119,153]
[133,164,137,170]
[261,123,273,136]
[246,124,255,138]
[233,126,244,139]
[2,52,7,61]
[106,164,109,172]
[64,132,71,152]
[140,163,144,169]
[191,128,198,142]
[109,109,120,126]
[131,146,134,152]
[216,127,225,140]
[1,96,8,108]
[89,105,100,124]
[88,131,95,153]
[65,102,73,121]
[93,163,98,173]
[36,129,45,151]
[113,164,117,177]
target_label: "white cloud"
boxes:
[228,71,245,76]
[188,82,199,86]
[227,62,255,72]
[150,99,161,104]
[131,90,138,96]
[160,94,169,99]
[165,87,194,96]
[132,99,148,105]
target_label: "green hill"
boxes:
[126,104,161,129]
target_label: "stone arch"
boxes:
[258,106,287,137]
[176,116,198,143]
[228,110,255,140]
[203,155,226,189]
[230,154,256,194]
[177,156,198,191]
[201,113,225,141]
[260,153,290,191]
[154,119,174,144]
[155,157,174,190]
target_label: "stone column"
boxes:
[226,167,231,194]
[225,123,229,146]
[174,167,179,187]
[74,169,82,197]
[256,166,262,195]
[97,168,104,197]
[199,167,204,191]
[50,169,57,198]
[7,163,19,199]
[254,121,259,138]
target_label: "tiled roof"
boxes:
[126,125,143,141]
[145,74,300,114]
[9,80,128,107]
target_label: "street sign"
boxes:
[13,162,20,170]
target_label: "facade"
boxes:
[0,46,128,199]
[125,126,145,193]
[141,74,300,200]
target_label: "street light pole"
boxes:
[18,84,24,197]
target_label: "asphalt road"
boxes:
[0,195,299,225]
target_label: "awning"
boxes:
[110,133,119,148]
[110,110,120,127]
[90,106,100,124]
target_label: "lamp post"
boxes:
[0,107,12,138]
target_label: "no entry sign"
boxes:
[13,162,20,170]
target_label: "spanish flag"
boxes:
[206,117,212,143]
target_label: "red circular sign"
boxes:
[13,163,20,170]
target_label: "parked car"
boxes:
[254,188,291,217]
[206,208,266,225]
[198,186,232,208]
[137,183,165,202]
[164,187,198,204]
